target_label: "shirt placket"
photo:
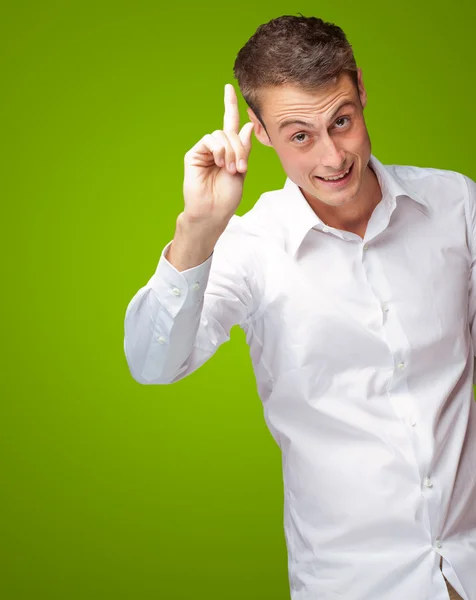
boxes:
[359,211,444,561]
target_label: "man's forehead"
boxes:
[259,78,357,122]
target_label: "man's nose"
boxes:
[317,136,346,170]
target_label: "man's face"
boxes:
[247,70,372,208]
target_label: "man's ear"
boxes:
[357,67,367,110]
[246,107,272,147]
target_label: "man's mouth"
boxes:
[315,163,354,185]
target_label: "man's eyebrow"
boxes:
[277,100,357,132]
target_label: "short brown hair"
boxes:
[233,15,358,124]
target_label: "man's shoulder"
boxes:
[388,160,460,177]
[383,160,468,208]
[386,161,466,190]
[215,186,289,260]
[232,186,287,234]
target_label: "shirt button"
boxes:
[191,282,200,291]
[382,304,389,313]
[363,244,369,251]
[171,287,181,296]
[410,419,417,427]
[435,540,443,549]
[158,336,166,344]
[322,226,330,233]
[397,361,405,370]
[423,476,433,488]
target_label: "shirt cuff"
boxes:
[148,240,213,317]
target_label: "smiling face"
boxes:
[247,69,375,210]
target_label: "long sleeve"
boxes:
[123,217,263,385]
[463,173,476,383]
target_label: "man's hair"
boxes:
[233,15,358,125]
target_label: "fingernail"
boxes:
[239,159,246,171]
[229,162,235,172]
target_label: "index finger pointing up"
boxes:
[223,84,240,134]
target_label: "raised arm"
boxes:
[124,84,258,384]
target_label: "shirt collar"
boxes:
[280,153,430,257]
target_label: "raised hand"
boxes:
[182,84,254,228]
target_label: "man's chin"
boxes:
[307,182,358,207]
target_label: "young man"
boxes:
[124,15,475,600]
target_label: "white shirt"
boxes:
[124,154,476,600]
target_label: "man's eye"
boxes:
[292,133,308,144]
[335,116,350,128]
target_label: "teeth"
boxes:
[322,166,351,181]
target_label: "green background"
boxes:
[2,1,475,598]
